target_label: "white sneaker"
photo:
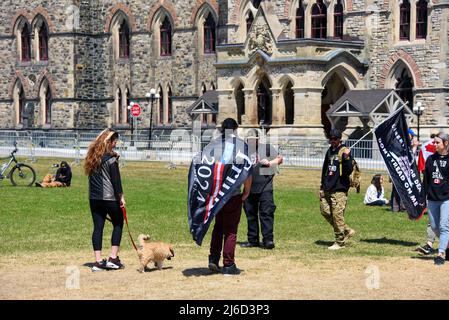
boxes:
[328,243,345,250]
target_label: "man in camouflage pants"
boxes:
[319,129,356,250]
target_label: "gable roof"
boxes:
[186,90,218,114]
[327,89,392,116]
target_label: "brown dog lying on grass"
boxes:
[137,234,174,273]
[36,174,65,188]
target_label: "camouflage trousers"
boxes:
[320,191,352,245]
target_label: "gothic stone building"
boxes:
[0,0,448,139]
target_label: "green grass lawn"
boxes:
[0,158,430,260]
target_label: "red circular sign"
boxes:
[131,104,141,117]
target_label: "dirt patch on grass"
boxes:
[1,247,448,300]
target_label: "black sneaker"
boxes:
[208,255,221,273]
[106,256,125,269]
[240,241,260,248]
[91,259,107,272]
[261,241,275,249]
[416,244,433,255]
[434,256,445,266]
[222,264,241,276]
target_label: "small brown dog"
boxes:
[39,174,64,188]
[137,234,174,273]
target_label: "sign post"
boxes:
[130,103,141,146]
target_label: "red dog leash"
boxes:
[121,205,138,252]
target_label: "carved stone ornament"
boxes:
[248,24,273,55]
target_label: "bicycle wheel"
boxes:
[10,164,36,186]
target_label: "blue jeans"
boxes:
[427,200,449,254]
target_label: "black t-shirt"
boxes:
[424,153,449,201]
[249,143,279,194]
[320,144,353,192]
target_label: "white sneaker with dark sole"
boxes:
[328,243,345,250]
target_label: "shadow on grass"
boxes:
[314,240,334,247]
[141,266,174,273]
[360,237,418,247]
[182,268,220,277]
[410,255,436,261]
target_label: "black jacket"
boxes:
[55,162,72,186]
[424,153,449,201]
[89,154,123,201]
[320,144,353,192]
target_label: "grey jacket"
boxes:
[89,154,123,201]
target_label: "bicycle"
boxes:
[0,142,36,186]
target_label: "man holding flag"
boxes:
[187,118,253,275]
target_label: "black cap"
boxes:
[329,129,342,139]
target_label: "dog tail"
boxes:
[138,234,150,247]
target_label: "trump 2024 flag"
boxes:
[187,135,253,245]
[375,108,426,220]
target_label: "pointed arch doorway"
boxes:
[257,76,272,126]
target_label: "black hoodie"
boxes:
[320,144,353,192]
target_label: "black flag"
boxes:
[375,108,426,220]
[187,135,253,245]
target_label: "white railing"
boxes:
[0,130,387,171]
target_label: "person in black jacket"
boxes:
[423,132,449,265]
[240,129,283,250]
[319,129,356,250]
[84,129,125,271]
[55,161,72,186]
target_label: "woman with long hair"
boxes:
[364,174,389,206]
[84,129,125,271]
[424,132,449,265]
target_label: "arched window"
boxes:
[38,23,49,61]
[257,80,272,125]
[284,82,294,125]
[160,17,172,56]
[45,86,51,124]
[158,86,164,124]
[416,0,428,39]
[334,0,344,39]
[117,89,123,123]
[396,69,414,109]
[400,0,411,40]
[21,24,31,62]
[296,2,305,39]
[311,0,327,39]
[167,86,173,123]
[235,84,245,124]
[119,20,130,58]
[246,11,254,33]
[125,89,131,124]
[19,86,25,124]
[204,14,216,54]
[201,83,207,94]
[39,80,51,125]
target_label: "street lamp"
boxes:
[146,89,160,141]
[413,101,425,142]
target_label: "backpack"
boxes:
[338,147,361,193]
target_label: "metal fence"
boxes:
[0,130,387,171]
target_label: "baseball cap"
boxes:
[329,129,342,139]
[408,128,417,137]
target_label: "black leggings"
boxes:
[90,199,124,251]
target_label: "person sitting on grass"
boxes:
[364,174,390,206]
